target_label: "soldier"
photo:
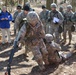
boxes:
[14,5,30,34]
[72,12,76,22]
[15,11,49,71]
[44,34,62,64]
[39,5,50,33]
[63,5,74,45]
[59,6,65,40]
[13,4,22,35]
[48,3,64,44]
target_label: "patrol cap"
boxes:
[17,4,22,9]
[27,11,40,23]
[23,5,30,11]
[59,6,63,10]
[67,5,72,10]
[45,34,53,42]
[51,3,57,8]
[42,5,46,9]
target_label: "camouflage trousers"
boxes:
[63,24,72,43]
[43,22,50,34]
[50,24,60,44]
[46,43,61,64]
[25,39,49,70]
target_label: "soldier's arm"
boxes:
[14,24,26,42]
[37,24,45,39]
[39,12,44,21]
[58,12,64,24]
[14,12,22,29]
[13,12,16,20]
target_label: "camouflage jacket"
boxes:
[13,11,21,21]
[71,12,76,21]
[40,10,49,23]
[49,10,64,25]
[16,21,45,46]
[14,11,27,30]
[64,11,74,24]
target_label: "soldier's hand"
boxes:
[54,22,58,24]
[48,18,51,22]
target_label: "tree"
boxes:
[46,0,53,10]
[24,0,28,5]
[71,0,76,12]
[54,0,57,4]
[5,0,7,6]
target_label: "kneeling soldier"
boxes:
[44,34,62,64]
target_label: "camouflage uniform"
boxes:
[71,12,76,22]
[71,12,76,31]
[44,34,62,64]
[16,11,49,71]
[63,5,74,44]
[49,3,64,43]
[14,11,27,33]
[13,10,22,34]
[13,4,22,35]
[59,6,65,39]
[24,2,34,11]
[40,5,50,33]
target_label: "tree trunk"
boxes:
[5,0,7,6]
[46,0,53,10]
[71,0,76,12]
[24,0,28,5]
[54,0,57,4]
[18,0,22,4]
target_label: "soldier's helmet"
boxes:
[25,2,30,7]
[27,11,40,23]
[45,34,53,42]
[51,3,57,8]
[67,5,72,10]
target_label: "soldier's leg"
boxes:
[50,25,54,35]
[63,26,67,43]
[40,40,49,65]
[46,23,50,34]
[32,46,45,71]
[68,30,72,44]
[54,26,60,44]
[25,46,29,57]
[14,25,16,35]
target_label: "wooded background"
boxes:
[0,0,76,12]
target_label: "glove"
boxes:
[48,18,51,22]
[54,22,58,24]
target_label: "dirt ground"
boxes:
[0,2,76,75]
[0,22,76,75]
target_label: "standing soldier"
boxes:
[48,3,64,44]
[59,6,65,40]
[63,5,74,45]
[14,5,30,34]
[39,5,50,33]
[13,4,22,35]
[72,12,76,22]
